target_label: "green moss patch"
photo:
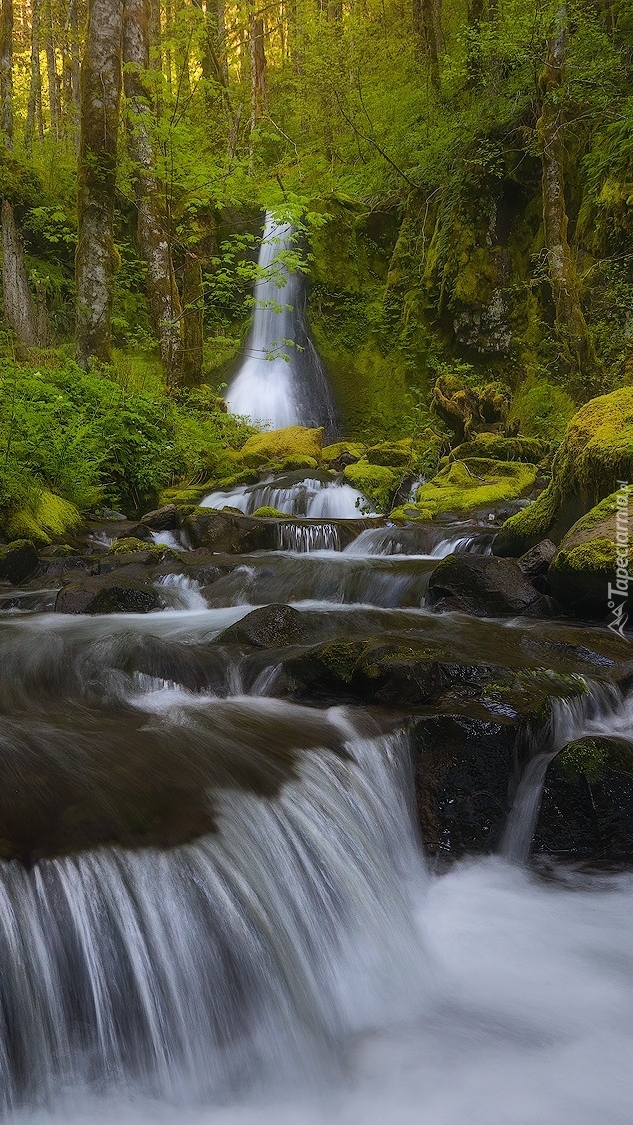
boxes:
[6,490,82,545]
[343,461,401,512]
[413,458,536,518]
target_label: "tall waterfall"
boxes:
[226,215,338,436]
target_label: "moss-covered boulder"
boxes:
[321,440,366,467]
[404,458,536,519]
[252,506,286,518]
[366,439,416,468]
[495,388,633,556]
[453,434,550,464]
[110,537,168,557]
[547,490,633,620]
[5,490,82,546]
[343,460,401,512]
[240,426,324,468]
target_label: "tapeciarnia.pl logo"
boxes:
[607,480,630,638]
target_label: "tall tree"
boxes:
[413,0,440,92]
[45,0,61,136]
[538,5,596,378]
[2,201,39,346]
[0,0,13,144]
[25,0,44,150]
[75,0,125,367]
[123,0,184,385]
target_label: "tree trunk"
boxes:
[249,5,267,133]
[538,5,596,378]
[123,0,183,385]
[2,201,38,346]
[413,0,440,91]
[0,0,13,145]
[75,0,124,368]
[202,0,229,112]
[26,0,44,149]
[45,0,61,136]
[182,251,204,384]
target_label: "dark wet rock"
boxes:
[115,523,154,543]
[183,509,277,553]
[427,554,553,617]
[216,604,310,648]
[38,556,91,583]
[518,539,556,580]
[0,540,39,585]
[534,736,633,862]
[412,715,516,857]
[141,504,181,531]
[97,548,175,575]
[55,575,163,615]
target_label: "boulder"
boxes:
[0,539,39,585]
[55,575,162,614]
[183,509,275,553]
[534,736,633,861]
[518,539,556,580]
[321,440,366,468]
[115,523,154,543]
[547,491,633,620]
[239,425,324,468]
[343,461,400,512]
[216,604,310,648]
[140,504,182,531]
[406,458,537,520]
[427,554,551,617]
[495,387,633,556]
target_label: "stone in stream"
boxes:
[426,554,553,617]
[0,539,39,585]
[141,503,182,531]
[115,523,154,543]
[216,604,310,648]
[518,539,556,580]
[533,736,633,861]
[55,575,163,614]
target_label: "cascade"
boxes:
[226,215,338,436]
[201,476,372,518]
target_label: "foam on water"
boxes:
[201,478,372,519]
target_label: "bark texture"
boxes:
[182,251,204,385]
[0,0,13,145]
[75,0,124,367]
[248,4,267,131]
[45,0,61,136]
[123,0,184,385]
[538,5,596,378]
[26,0,44,149]
[2,201,38,346]
[413,0,440,91]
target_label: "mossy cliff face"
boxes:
[308,198,423,442]
[5,490,82,545]
[547,490,633,619]
[495,388,633,555]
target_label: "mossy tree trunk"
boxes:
[45,0,61,137]
[0,0,13,146]
[123,0,184,386]
[182,251,204,385]
[201,0,230,112]
[75,0,124,368]
[413,0,440,92]
[538,5,596,381]
[248,1,267,134]
[2,201,39,346]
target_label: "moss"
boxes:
[510,379,576,442]
[343,460,401,512]
[453,434,551,463]
[413,458,536,517]
[554,536,633,575]
[6,490,82,545]
[110,537,167,556]
[252,507,286,518]
[240,426,324,467]
[277,455,319,471]
[366,439,417,468]
[390,505,433,521]
[159,483,216,506]
[558,738,608,782]
[497,388,633,555]
[322,440,366,464]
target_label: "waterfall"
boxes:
[201,476,373,518]
[226,215,339,436]
[501,680,624,863]
[0,721,426,1110]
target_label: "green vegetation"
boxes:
[408,458,537,519]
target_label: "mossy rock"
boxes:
[110,537,168,557]
[160,483,216,506]
[496,388,633,556]
[276,455,319,472]
[252,507,286,518]
[412,458,537,518]
[5,490,82,546]
[453,434,551,464]
[366,439,417,468]
[240,426,324,468]
[322,440,366,465]
[343,460,401,512]
[389,505,433,521]
[548,490,633,620]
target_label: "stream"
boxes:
[1,219,633,1122]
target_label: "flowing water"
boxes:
[2,232,633,1121]
[225,216,338,435]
